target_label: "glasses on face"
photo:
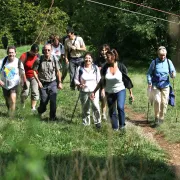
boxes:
[44,49,51,52]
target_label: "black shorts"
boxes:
[2,85,19,97]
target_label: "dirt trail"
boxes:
[125,106,180,179]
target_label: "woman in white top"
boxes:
[91,49,134,131]
[74,52,101,128]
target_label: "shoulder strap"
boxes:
[92,64,98,82]
[38,55,43,72]
[79,62,84,82]
[18,59,21,69]
[72,36,77,46]
[153,59,156,75]
[167,59,170,74]
[1,56,8,71]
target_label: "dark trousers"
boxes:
[69,57,84,89]
[38,81,57,119]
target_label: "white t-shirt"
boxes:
[51,44,65,60]
[0,57,24,89]
[105,68,125,93]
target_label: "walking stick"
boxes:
[70,92,80,122]
[147,101,150,122]
[173,79,178,123]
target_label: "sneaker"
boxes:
[49,116,58,121]
[102,114,107,121]
[119,126,126,135]
[95,123,101,129]
[152,118,160,128]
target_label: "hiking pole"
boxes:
[147,101,150,122]
[173,79,178,123]
[70,92,80,122]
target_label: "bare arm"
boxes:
[34,71,43,88]
[56,70,63,89]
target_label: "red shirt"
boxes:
[20,52,38,78]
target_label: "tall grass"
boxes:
[0,47,177,179]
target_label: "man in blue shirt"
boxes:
[147,46,176,126]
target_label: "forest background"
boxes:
[0,0,180,68]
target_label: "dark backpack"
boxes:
[1,56,21,71]
[101,62,133,89]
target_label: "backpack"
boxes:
[78,62,98,83]
[152,58,171,89]
[1,56,21,71]
[101,62,133,89]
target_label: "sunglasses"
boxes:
[85,59,92,62]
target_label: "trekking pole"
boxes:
[173,79,178,123]
[147,101,150,122]
[70,92,80,122]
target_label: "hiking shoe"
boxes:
[31,108,37,114]
[95,123,101,129]
[119,126,126,135]
[102,114,107,121]
[152,118,160,128]
[50,116,58,121]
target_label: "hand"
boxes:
[101,88,105,98]
[57,82,63,90]
[65,58,69,64]
[0,80,4,86]
[148,84,152,89]
[71,46,77,50]
[23,81,28,90]
[90,92,95,100]
[130,94,135,102]
[77,84,85,89]
[171,72,175,78]
[38,81,43,88]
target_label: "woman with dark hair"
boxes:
[20,44,40,111]
[74,52,101,128]
[91,49,134,131]
[95,44,110,121]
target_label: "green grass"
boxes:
[0,47,177,179]
[127,68,180,143]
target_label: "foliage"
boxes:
[0,0,69,45]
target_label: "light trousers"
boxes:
[80,91,101,125]
[152,86,169,120]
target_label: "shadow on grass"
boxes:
[0,151,176,180]
[126,117,152,127]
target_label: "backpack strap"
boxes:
[167,59,171,74]
[79,63,98,83]
[1,56,8,71]
[153,59,157,75]
[1,56,21,71]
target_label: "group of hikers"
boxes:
[0,27,176,131]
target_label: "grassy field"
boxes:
[0,46,178,179]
